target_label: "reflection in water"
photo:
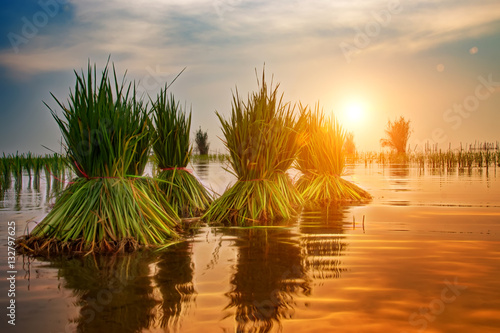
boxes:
[154,241,196,331]
[223,226,310,332]
[388,163,410,178]
[299,205,349,280]
[0,182,6,203]
[193,160,210,180]
[428,167,444,176]
[48,253,157,333]
[388,164,410,190]
[15,185,21,211]
[33,172,41,191]
[221,206,354,331]
[383,164,412,205]
[42,246,196,333]
[0,173,63,212]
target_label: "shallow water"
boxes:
[1,163,499,332]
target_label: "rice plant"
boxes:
[17,60,181,255]
[295,105,371,204]
[151,87,212,217]
[0,154,11,191]
[23,152,34,187]
[11,153,23,190]
[203,70,303,225]
[32,155,44,189]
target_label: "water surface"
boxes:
[1,163,499,332]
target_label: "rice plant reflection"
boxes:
[222,205,355,331]
[299,205,351,280]
[192,160,210,180]
[223,224,310,332]
[41,245,196,333]
[154,241,196,331]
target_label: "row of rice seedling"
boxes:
[190,153,229,164]
[353,147,499,170]
[0,155,12,192]
[17,61,184,255]
[0,153,69,191]
[409,149,499,170]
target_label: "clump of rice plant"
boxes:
[295,105,371,204]
[203,71,303,225]
[16,60,181,256]
[151,86,212,218]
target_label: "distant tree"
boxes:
[195,127,210,155]
[380,116,412,154]
[344,132,356,155]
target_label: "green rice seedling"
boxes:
[1,154,11,188]
[43,158,52,190]
[32,155,45,190]
[217,153,228,163]
[457,150,465,169]
[11,153,23,190]
[445,150,457,169]
[475,151,483,168]
[0,156,9,194]
[416,152,425,169]
[484,150,492,168]
[203,70,303,225]
[465,151,474,169]
[17,60,181,256]
[295,105,371,205]
[22,152,33,187]
[151,87,212,217]
[45,153,63,194]
[32,156,41,178]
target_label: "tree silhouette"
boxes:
[195,127,210,155]
[380,116,412,154]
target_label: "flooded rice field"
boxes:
[1,162,499,332]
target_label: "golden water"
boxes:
[1,163,499,332]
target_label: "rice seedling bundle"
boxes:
[151,87,212,217]
[203,71,303,225]
[17,61,180,255]
[295,105,371,204]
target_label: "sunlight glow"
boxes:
[342,99,366,127]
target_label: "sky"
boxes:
[0,0,499,155]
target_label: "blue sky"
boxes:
[1,0,499,154]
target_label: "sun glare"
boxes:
[342,99,366,127]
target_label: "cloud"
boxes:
[1,0,499,78]
[351,0,500,55]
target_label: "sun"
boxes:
[341,99,366,127]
